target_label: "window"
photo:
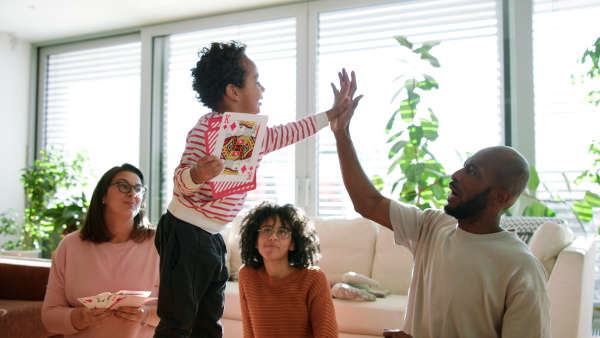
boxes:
[532,0,600,233]
[315,0,503,216]
[34,0,599,223]
[39,34,142,191]
[158,18,297,215]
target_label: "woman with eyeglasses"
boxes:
[237,201,338,337]
[42,163,160,337]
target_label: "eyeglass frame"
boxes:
[257,227,291,240]
[109,181,147,196]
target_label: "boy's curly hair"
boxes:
[191,40,248,112]
[239,201,321,270]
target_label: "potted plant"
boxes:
[371,36,452,210]
[0,147,91,258]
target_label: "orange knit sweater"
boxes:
[238,265,338,337]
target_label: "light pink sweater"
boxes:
[42,230,160,337]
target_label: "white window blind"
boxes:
[42,37,142,190]
[161,18,297,214]
[532,0,600,232]
[316,0,503,216]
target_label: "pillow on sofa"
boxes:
[528,222,574,278]
[312,217,378,285]
[371,225,413,295]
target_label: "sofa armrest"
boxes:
[0,257,51,301]
[547,236,596,338]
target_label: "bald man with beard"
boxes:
[328,75,550,338]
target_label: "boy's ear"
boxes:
[225,84,239,101]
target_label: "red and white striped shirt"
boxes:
[167,111,330,233]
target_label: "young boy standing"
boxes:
[154,40,354,337]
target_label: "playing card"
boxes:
[78,291,153,309]
[204,113,267,198]
[210,113,268,183]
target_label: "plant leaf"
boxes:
[394,36,413,50]
[405,163,426,183]
[371,175,385,191]
[572,200,593,222]
[421,74,439,90]
[584,191,600,207]
[385,110,398,133]
[527,166,540,191]
[420,52,441,67]
[386,130,404,144]
[421,40,441,49]
[408,125,424,147]
[420,118,439,141]
[523,201,556,217]
[389,140,407,159]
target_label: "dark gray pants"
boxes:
[154,211,228,338]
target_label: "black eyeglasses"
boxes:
[109,182,147,196]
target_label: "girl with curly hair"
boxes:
[237,201,338,337]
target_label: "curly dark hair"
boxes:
[191,40,248,112]
[239,201,320,270]
[80,163,154,243]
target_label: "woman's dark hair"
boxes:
[80,163,154,243]
[191,40,248,112]
[239,201,320,269]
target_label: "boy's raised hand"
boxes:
[190,155,224,184]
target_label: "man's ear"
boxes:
[490,188,511,206]
[225,84,239,101]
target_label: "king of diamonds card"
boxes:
[207,112,268,198]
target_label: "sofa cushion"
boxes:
[0,257,51,300]
[334,295,407,335]
[0,299,60,338]
[529,222,574,277]
[371,225,414,295]
[313,217,378,285]
[223,280,407,336]
[223,282,242,320]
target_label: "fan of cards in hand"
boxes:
[77,290,156,309]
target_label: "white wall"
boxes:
[0,33,30,246]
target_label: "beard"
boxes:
[444,187,492,220]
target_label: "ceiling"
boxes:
[0,0,304,43]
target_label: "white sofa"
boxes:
[219,215,596,338]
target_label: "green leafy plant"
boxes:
[511,163,600,235]
[572,37,600,232]
[371,36,451,210]
[517,37,600,234]
[0,147,91,255]
[572,36,600,106]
